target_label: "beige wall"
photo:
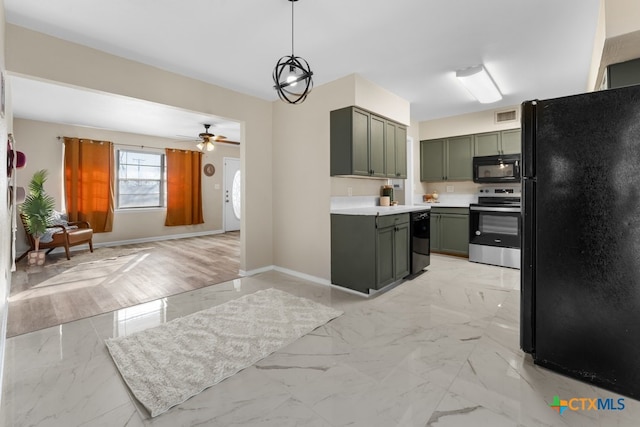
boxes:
[272,74,410,281]
[12,118,239,254]
[605,0,640,38]
[419,105,520,141]
[6,24,273,272]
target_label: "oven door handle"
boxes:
[470,206,521,213]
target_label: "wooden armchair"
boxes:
[17,214,94,262]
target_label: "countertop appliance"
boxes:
[521,84,640,400]
[410,210,430,275]
[473,154,520,184]
[469,187,521,269]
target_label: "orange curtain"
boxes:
[165,149,204,226]
[63,138,115,233]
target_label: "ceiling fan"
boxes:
[196,124,227,152]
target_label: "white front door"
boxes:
[224,157,241,232]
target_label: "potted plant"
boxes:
[20,169,55,266]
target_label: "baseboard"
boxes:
[23,230,227,256]
[272,266,332,287]
[239,265,275,277]
[240,265,368,297]
[94,230,225,248]
[240,264,330,286]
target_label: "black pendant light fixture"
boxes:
[273,0,313,104]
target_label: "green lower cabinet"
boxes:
[376,225,395,287]
[331,213,410,293]
[430,207,469,257]
[393,221,410,279]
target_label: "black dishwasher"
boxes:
[410,210,431,275]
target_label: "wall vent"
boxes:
[495,109,517,123]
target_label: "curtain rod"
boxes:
[56,136,195,153]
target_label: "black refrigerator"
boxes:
[521,84,640,399]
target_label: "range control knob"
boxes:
[475,230,481,236]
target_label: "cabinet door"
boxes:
[430,214,440,251]
[420,139,445,181]
[474,132,501,156]
[352,108,370,176]
[500,129,521,154]
[394,222,410,280]
[385,121,397,178]
[446,135,473,180]
[376,225,395,288]
[370,115,386,177]
[439,213,469,256]
[395,126,407,179]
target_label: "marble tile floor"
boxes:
[2,254,639,426]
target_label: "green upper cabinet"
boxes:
[446,135,473,180]
[331,107,370,176]
[384,121,408,179]
[351,108,370,175]
[420,136,472,182]
[385,121,397,178]
[394,125,407,179]
[421,129,521,182]
[500,129,521,154]
[474,132,501,156]
[473,129,521,156]
[369,114,386,178]
[330,106,407,178]
[420,139,445,181]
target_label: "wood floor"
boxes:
[7,232,240,337]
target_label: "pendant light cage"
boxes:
[273,55,314,104]
[273,0,313,104]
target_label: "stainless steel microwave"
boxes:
[473,154,521,183]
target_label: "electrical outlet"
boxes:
[347,187,353,196]
[214,184,220,190]
[446,185,454,193]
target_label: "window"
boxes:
[117,149,166,209]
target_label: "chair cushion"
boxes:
[67,229,93,245]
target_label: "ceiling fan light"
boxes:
[196,141,205,151]
[206,142,215,151]
[456,65,502,104]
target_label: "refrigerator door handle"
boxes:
[521,100,537,178]
[520,177,536,354]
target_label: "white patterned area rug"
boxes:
[105,288,343,417]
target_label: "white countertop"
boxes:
[331,205,431,216]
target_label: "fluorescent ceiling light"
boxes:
[456,65,502,104]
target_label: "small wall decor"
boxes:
[204,163,215,177]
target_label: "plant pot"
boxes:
[27,250,46,266]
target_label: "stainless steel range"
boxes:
[469,186,521,269]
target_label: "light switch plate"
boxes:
[214,184,220,190]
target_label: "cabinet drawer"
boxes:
[431,207,469,215]
[377,213,409,229]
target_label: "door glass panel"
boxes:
[232,170,241,220]
[477,163,515,178]
[479,214,518,235]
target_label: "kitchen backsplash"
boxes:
[421,180,480,195]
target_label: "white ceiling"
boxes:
[5,0,602,139]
